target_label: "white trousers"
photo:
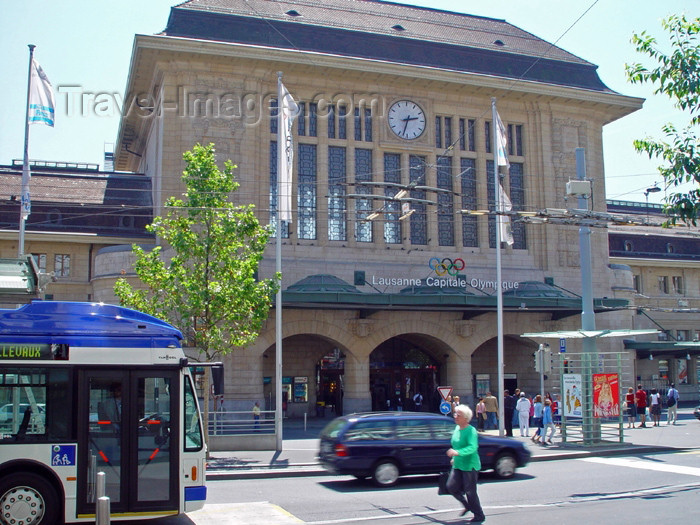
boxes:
[518,411,530,436]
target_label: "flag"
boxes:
[278,81,298,223]
[494,109,509,169]
[28,58,55,127]
[498,182,514,246]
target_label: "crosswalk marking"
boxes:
[580,456,700,477]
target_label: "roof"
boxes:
[0,164,154,239]
[164,0,611,92]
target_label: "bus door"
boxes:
[77,369,179,517]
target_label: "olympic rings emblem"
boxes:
[428,257,465,276]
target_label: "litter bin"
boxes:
[316,401,325,418]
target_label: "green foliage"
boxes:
[114,143,279,360]
[625,14,700,225]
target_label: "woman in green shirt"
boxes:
[446,404,485,523]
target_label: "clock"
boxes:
[388,100,426,140]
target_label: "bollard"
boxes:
[95,472,110,524]
[304,412,307,432]
[96,497,111,525]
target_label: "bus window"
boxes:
[136,376,172,502]
[184,376,203,451]
[0,369,50,440]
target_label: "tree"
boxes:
[114,142,278,360]
[625,14,700,225]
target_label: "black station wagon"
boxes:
[319,412,531,487]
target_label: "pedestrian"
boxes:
[503,390,515,437]
[531,394,544,443]
[625,387,636,428]
[512,389,521,429]
[446,404,486,523]
[541,399,556,445]
[635,384,647,428]
[666,383,679,425]
[516,392,531,437]
[482,391,498,430]
[413,391,423,411]
[252,401,261,430]
[649,388,661,426]
[475,397,486,432]
[452,395,461,415]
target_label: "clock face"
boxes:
[388,100,426,140]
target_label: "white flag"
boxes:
[278,81,298,223]
[498,182,514,246]
[494,110,509,169]
[28,58,55,127]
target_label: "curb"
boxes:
[205,444,692,480]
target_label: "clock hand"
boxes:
[402,115,418,134]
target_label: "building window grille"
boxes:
[309,103,318,137]
[354,148,373,243]
[484,121,492,154]
[364,108,373,142]
[459,119,466,151]
[468,119,476,152]
[444,117,452,149]
[328,146,347,241]
[384,153,402,244]
[460,158,478,247]
[437,156,454,246]
[409,155,428,245]
[435,117,442,149]
[354,108,362,141]
[297,144,317,240]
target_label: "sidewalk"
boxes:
[205,406,699,481]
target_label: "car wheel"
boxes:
[0,472,62,525]
[493,453,517,479]
[372,460,400,487]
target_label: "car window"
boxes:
[430,418,455,440]
[344,420,394,441]
[396,418,432,440]
[320,418,348,439]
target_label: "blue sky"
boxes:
[0,0,695,204]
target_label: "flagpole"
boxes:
[275,72,284,452]
[491,97,505,437]
[19,44,36,257]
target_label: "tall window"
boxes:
[435,117,442,149]
[633,274,642,294]
[54,254,70,277]
[297,144,317,240]
[437,156,454,246]
[270,98,278,134]
[658,275,669,294]
[672,276,684,294]
[460,158,478,247]
[308,103,318,137]
[409,155,427,245]
[354,108,373,142]
[509,163,526,249]
[484,121,492,154]
[354,149,373,242]
[297,102,306,136]
[328,146,347,241]
[32,253,46,272]
[269,141,289,238]
[327,104,335,139]
[384,153,402,244]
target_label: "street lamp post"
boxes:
[644,186,661,223]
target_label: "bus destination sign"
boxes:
[0,343,53,360]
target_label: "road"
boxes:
[139,448,700,524]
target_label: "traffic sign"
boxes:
[559,338,566,353]
[437,386,453,401]
[439,401,452,415]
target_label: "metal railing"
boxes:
[207,410,275,435]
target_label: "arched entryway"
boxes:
[369,335,444,412]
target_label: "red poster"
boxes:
[593,373,619,418]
